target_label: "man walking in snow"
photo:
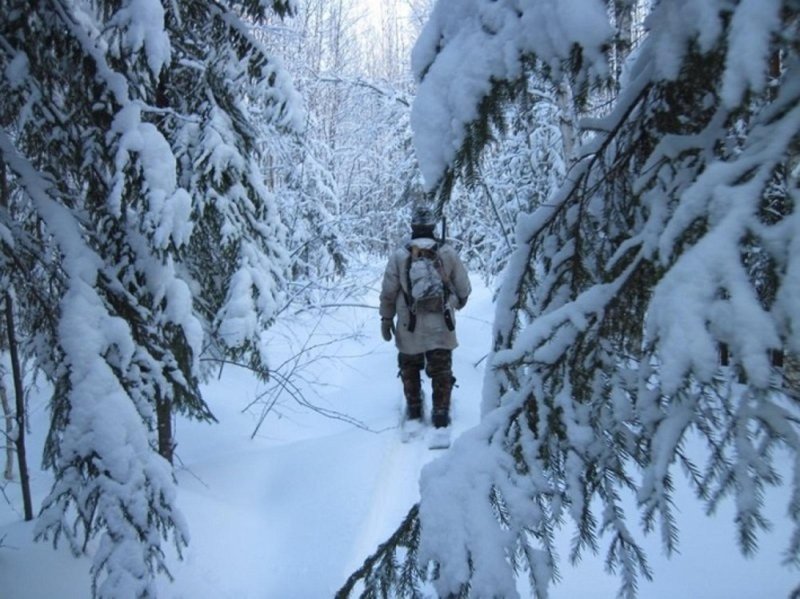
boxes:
[379,201,471,436]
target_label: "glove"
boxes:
[381,317,395,342]
[449,294,467,310]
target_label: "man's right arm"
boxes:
[379,253,401,319]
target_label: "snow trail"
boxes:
[342,403,433,584]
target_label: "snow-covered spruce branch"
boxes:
[479,77,650,412]
[2,128,191,597]
[3,0,303,596]
[336,504,425,599]
[0,247,63,331]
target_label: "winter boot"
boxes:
[431,375,454,428]
[431,409,450,428]
[400,366,423,421]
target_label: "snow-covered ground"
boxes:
[0,267,795,598]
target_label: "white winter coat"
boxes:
[379,238,471,355]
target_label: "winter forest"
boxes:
[1,0,799,598]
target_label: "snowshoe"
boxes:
[401,416,425,443]
[400,401,426,443]
[428,426,451,450]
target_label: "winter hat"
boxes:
[411,203,436,228]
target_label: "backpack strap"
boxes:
[433,244,455,331]
[436,245,451,305]
[403,244,417,333]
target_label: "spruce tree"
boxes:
[0,0,299,596]
[341,1,800,597]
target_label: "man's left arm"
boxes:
[447,248,471,310]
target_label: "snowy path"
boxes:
[343,419,430,580]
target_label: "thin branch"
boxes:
[292,302,378,315]
[316,74,411,107]
[171,453,210,489]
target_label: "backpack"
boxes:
[407,243,446,314]
[402,242,456,336]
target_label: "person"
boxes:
[379,203,471,429]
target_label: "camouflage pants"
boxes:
[398,349,454,426]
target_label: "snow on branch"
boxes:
[107,0,172,77]
[1,130,188,598]
[411,0,612,190]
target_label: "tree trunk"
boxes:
[0,381,13,480]
[156,397,174,464]
[4,294,33,520]
[1,160,32,519]
[612,0,635,87]
[556,77,577,165]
